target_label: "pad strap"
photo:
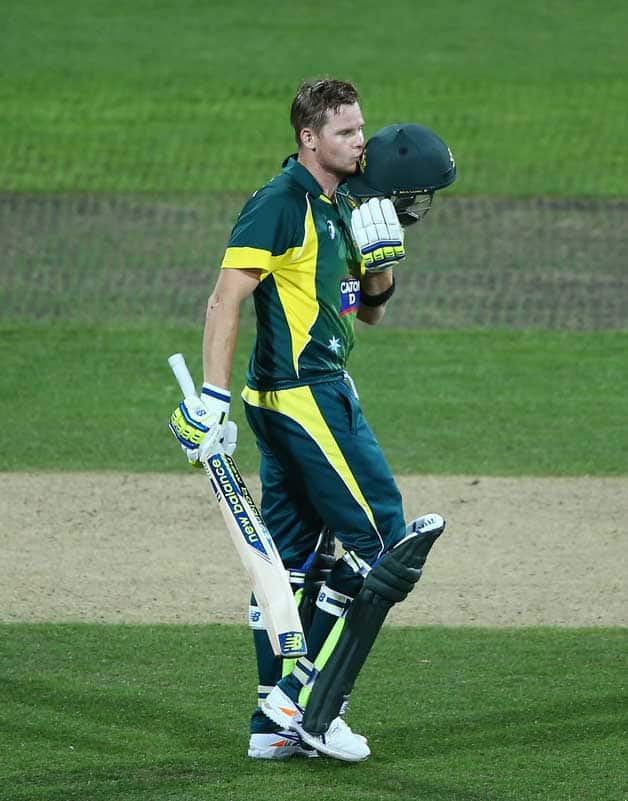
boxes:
[293,657,317,688]
[257,684,274,703]
[316,584,353,618]
[298,530,337,634]
[288,569,306,588]
[248,603,265,629]
[342,550,371,577]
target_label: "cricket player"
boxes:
[170,78,456,761]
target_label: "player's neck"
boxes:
[298,152,340,201]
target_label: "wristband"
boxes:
[201,383,231,404]
[360,277,396,307]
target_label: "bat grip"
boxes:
[168,352,197,397]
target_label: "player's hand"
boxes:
[351,197,405,272]
[169,384,231,464]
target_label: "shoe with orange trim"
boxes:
[260,685,370,762]
[247,730,318,759]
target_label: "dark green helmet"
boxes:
[347,123,456,225]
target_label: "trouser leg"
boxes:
[243,379,412,732]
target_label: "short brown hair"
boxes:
[290,78,360,145]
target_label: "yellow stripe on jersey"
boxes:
[241,384,378,532]
[221,245,306,281]
[272,197,319,377]
[221,246,273,273]
[221,201,319,378]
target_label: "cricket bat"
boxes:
[168,352,307,659]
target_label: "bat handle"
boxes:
[168,352,197,397]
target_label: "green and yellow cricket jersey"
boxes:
[221,157,364,390]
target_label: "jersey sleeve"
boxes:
[220,186,304,278]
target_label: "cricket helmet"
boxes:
[347,123,457,225]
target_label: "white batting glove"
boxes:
[351,197,405,273]
[169,383,231,464]
[222,420,238,457]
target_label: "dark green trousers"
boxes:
[242,376,405,569]
[243,376,407,733]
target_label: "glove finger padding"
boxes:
[351,206,370,250]
[364,197,390,241]
[221,420,238,457]
[351,197,405,273]
[169,384,230,465]
[197,384,230,461]
[170,394,209,447]
[380,198,403,236]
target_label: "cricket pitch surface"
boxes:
[2,473,626,627]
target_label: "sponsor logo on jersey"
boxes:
[339,276,360,316]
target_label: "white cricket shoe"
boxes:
[298,716,371,762]
[261,686,370,762]
[334,716,368,745]
[260,686,306,730]
[248,730,318,759]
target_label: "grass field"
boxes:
[2,325,627,474]
[2,625,626,801]
[1,2,626,798]
[1,1,627,195]
[2,2,627,331]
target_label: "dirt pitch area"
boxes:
[2,473,626,627]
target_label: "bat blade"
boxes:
[204,452,307,658]
[168,352,306,658]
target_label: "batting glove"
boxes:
[351,197,405,273]
[222,420,238,457]
[169,383,231,464]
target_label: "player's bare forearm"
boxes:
[202,300,239,388]
[202,268,260,388]
[357,269,394,325]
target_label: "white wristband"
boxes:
[201,383,231,404]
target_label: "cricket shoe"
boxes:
[247,730,318,759]
[298,716,371,762]
[261,686,370,762]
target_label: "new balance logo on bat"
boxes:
[279,631,306,655]
[168,353,307,659]
[209,456,272,561]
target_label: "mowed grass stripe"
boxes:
[1,0,627,194]
[2,624,626,801]
[1,326,626,475]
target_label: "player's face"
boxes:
[313,103,365,177]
